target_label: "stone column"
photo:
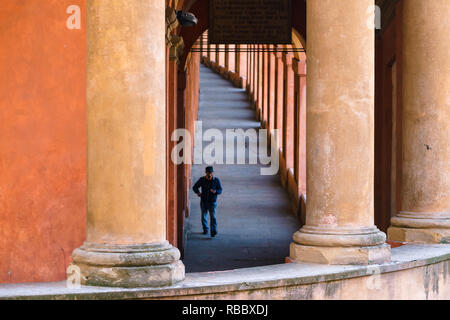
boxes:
[282,53,294,173]
[218,44,225,68]
[290,0,391,265]
[248,46,253,97]
[71,0,185,287]
[210,44,216,63]
[262,47,269,127]
[177,70,187,256]
[292,59,307,196]
[235,45,247,88]
[268,48,276,133]
[388,0,450,243]
[228,44,235,73]
[275,52,284,149]
[202,32,208,59]
[252,46,257,103]
[251,46,256,98]
[167,58,179,247]
[224,44,230,71]
[207,42,212,62]
[257,46,264,119]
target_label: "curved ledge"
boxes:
[0,244,449,300]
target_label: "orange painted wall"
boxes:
[0,0,86,283]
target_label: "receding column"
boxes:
[388,0,450,243]
[252,48,256,105]
[167,57,179,248]
[290,0,390,265]
[71,0,185,287]
[236,45,247,88]
[246,46,252,91]
[282,53,294,174]
[203,32,209,60]
[275,52,284,149]
[199,33,204,56]
[257,46,263,119]
[228,44,235,73]
[210,43,216,63]
[262,47,269,127]
[268,48,276,133]
[218,44,225,68]
[252,46,256,98]
[207,41,211,60]
[252,46,257,103]
[292,59,307,196]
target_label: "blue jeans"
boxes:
[201,201,217,233]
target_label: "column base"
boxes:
[70,241,185,288]
[289,226,391,265]
[388,213,450,244]
[388,226,450,244]
[290,243,391,265]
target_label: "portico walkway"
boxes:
[183,64,300,273]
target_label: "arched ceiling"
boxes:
[179,0,306,69]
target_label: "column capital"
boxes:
[166,7,178,31]
[166,7,184,64]
[168,35,185,63]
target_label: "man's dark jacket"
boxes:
[193,177,223,204]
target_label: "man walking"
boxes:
[193,166,223,237]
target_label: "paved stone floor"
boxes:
[183,64,300,273]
